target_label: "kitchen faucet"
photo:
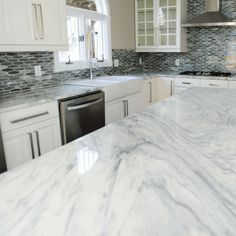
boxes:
[89,55,104,80]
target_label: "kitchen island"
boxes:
[0,87,235,236]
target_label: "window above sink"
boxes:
[54,0,112,72]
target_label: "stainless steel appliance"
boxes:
[182,0,236,27]
[0,131,7,173]
[59,91,105,144]
[179,71,232,77]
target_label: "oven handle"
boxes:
[67,98,103,111]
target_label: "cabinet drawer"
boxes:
[201,80,228,88]
[0,102,59,133]
[175,78,200,87]
[229,81,236,89]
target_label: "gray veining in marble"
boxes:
[0,87,235,236]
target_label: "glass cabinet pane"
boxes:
[138,10,145,21]
[138,0,145,9]
[169,0,176,6]
[138,36,145,46]
[159,0,167,7]
[146,0,153,8]
[157,0,177,47]
[138,23,145,35]
[168,8,176,20]
[147,36,154,45]
[146,9,153,21]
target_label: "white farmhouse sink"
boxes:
[67,76,142,102]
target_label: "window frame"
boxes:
[54,5,112,73]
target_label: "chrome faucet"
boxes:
[89,55,105,80]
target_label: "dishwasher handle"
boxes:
[67,98,103,111]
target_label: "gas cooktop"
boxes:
[179,71,232,77]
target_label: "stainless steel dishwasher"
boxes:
[59,91,105,144]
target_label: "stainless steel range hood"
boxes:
[182,0,236,27]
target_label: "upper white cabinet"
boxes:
[135,0,186,52]
[0,0,68,51]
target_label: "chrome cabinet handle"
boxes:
[126,100,129,116]
[32,3,39,39]
[182,82,191,85]
[170,81,173,96]
[34,131,41,156]
[209,83,219,87]
[28,133,35,159]
[67,98,103,111]
[37,4,44,39]
[148,82,152,103]
[123,100,127,117]
[10,112,49,124]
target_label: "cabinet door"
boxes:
[142,79,152,108]
[229,81,236,89]
[157,0,178,48]
[201,80,228,88]
[136,0,155,47]
[0,0,35,44]
[37,0,67,45]
[158,78,173,101]
[31,118,61,157]
[2,127,34,170]
[126,93,142,116]
[105,99,123,125]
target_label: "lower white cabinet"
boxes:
[228,81,236,89]
[3,127,33,170]
[3,118,61,170]
[105,92,142,125]
[30,118,61,157]
[158,78,173,101]
[201,80,228,88]
[0,102,61,170]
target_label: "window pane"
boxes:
[86,19,104,60]
[59,16,82,63]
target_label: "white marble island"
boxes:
[0,88,236,236]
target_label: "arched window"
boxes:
[54,0,111,72]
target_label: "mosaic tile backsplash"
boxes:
[139,0,236,73]
[1,0,236,96]
[0,50,139,96]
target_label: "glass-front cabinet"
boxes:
[135,0,186,52]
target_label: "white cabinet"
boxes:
[174,78,201,94]
[135,0,187,52]
[229,81,236,89]
[30,118,61,157]
[105,99,123,124]
[142,77,159,108]
[0,0,67,51]
[3,127,33,170]
[158,78,173,101]
[201,80,229,88]
[0,102,61,170]
[105,92,142,125]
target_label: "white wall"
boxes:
[108,0,135,49]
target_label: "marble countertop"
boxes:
[0,85,100,113]
[1,72,236,113]
[130,71,236,81]
[0,87,235,236]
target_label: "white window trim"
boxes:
[54,5,112,73]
